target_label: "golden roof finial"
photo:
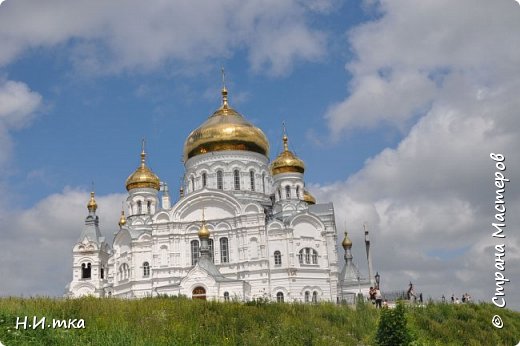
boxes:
[198,208,210,238]
[221,67,228,108]
[282,122,289,151]
[87,190,98,213]
[118,207,126,227]
[342,231,353,249]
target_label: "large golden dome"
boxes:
[183,88,269,162]
[125,145,160,191]
[271,133,305,175]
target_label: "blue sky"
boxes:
[0,0,519,312]
[3,3,392,207]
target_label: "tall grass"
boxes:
[0,297,518,345]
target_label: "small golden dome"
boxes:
[87,191,97,212]
[342,232,353,249]
[198,223,210,239]
[271,132,305,175]
[125,144,160,191]
[303,190,316,205]
[118,210,126,227]
[183,88,269,162]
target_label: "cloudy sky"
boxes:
[0,0,518,311]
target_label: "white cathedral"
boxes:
[66,84,375,303]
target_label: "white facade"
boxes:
[66,90,371,302]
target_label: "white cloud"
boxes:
[0,79,41,129]
[0,189,125,296]
[316,0,520,309]
[0,0,328,76]
[326,0,520,133]
[0,79,42,166]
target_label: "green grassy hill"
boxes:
[0,297,518,345]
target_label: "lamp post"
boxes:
[375,272,380,289]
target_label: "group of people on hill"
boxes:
[451,293,472,304]
[368,286,386,308]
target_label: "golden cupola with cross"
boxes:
[125,141,160,191]
[271,130,305,176]
[183,80,269,162]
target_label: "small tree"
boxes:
[375,301,412,346]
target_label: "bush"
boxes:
[375,301,413,346]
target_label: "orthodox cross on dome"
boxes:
[221,67,229,108]
[282,121,289,151]
[221,67,226,90]
[140,138,146,164]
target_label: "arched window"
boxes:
[147,200,152,214]
[285,185,291,199]
[192,286,206,300]
[278,189,281,200]
[208,238,214,262]
[137,201,142,214]
[305,291,310,303]
[262,173,266,193]
[312,291,318,303]
[119,263,129,280]
[234,170,240,190]
[274,251,282,266]
[143,262,150,277]
[202,172,207,187]
[191,176,195,192]
[296,186,300,199]
[220,237,229,263]
[224,291,230,302]
[299,248,318,265]
[191,240,200,265]
[250,170,255,191]
[217,171,223,190]
[276,292,284,303]
[100,265,105,279]
[81,263,91,279]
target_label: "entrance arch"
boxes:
[192,286,207,300]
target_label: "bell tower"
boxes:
[66,191,111,297]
